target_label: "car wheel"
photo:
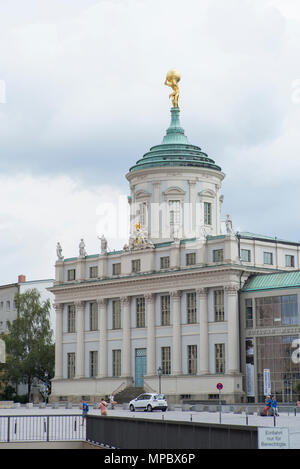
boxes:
[162,407,167,412]
[147,404,153,412]
[130,404,135,412]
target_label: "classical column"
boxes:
[75,300,85,379]
[171,290,182,375]
[145,293,156,375]
[97,298,108,378]
[121,296,131,377]
[226,284,240,374]
[54,303,64,379]
[188,180,196,237]
[197,288,209,375]
[152,182,160,239]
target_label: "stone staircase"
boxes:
[114,386,145,404]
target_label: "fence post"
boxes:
[47,416,50,442]
[7,416,10,442]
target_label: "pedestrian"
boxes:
[263,395,272,416]
[98,398,108,416]
[109,392,117,410]
[81,399,89,425]
[272,396,279,416]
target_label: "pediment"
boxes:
[198,189,216,199]
[163,186,186,196]
[135,189,151,200]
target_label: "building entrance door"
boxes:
[135,348,147,387]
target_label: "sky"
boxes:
[0,0,300,284]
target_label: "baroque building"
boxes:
[50,78,300,404]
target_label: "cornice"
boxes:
[50,263,248,295]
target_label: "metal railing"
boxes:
[0,415,85,443]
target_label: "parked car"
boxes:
[129,393,168,412]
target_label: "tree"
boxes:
[3,289,55,402]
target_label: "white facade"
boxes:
[50,106,300,404]
[0,276,55,338]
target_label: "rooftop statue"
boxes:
[164,69,181,108]
[56,242,64,261]
[79,238,87,258]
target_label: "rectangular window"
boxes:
[139,202,147,228]
[214,290,224,322]
[89,302,98,331]
[89,266,98,278]
[132,259,141,273]
[169,200,181,225]
[204,202,212,225]
[213,249,224,262]
[160,256,170,269]
[255,295,298,327]
[112,263,121,275]
[263,252,273,265]
[245,299,253,328]
[6,301,10,310]
[215,343,225,374]
[68,305,76,333]
[67,269,76,281]
[67,352,76,379]
[89,351,98,377]
[161,295,170,326]
[188,345,197,375]
[187,292,197,324]
[112,349,121,377]
[285,255,295,268]
[136,297,145,328]
[186,252,196,266]
[112,299,121,329]
[241,249,251,262]
[161,346,171,375]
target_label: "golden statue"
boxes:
[165,69,181,107]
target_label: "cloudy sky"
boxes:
[0,0,300,284]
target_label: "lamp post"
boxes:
[44,371,49,404]
[157,366,163,394]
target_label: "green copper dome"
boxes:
[129,107,222,173]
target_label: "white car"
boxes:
[129,393,168,412]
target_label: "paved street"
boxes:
[1,405,300,448]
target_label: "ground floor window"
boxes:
[256,335,300,402]
[187,345,197,375]
[215,343,225,374]
[161,346,171,375]
[112,349,121,377]
[67,352,75,379]
[89,351,98,377]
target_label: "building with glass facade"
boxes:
[241,271,300,403]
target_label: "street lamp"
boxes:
[44,371,49,405]
[157,366,163,394]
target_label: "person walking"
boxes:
[263,395,272,416]
[272,396,279,416]
[109,392,117,410]
[98,398,108,416]
[81,399,89,425]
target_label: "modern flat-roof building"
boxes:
[241,271,300,403]
[49,84,300,404]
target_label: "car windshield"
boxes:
[153,394,165,400]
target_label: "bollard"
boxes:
[190,414,192,422]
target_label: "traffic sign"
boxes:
[216,383,223,390]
